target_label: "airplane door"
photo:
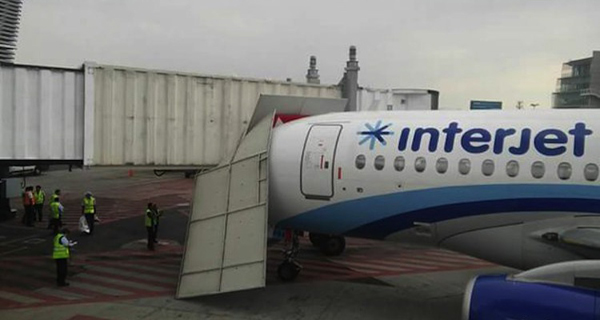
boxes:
[301,124,342,200]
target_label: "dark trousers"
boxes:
[146,227,155,250]
[153,223,159,243]
[85,214,95,234]
[55,258,68,285]
[50,218,62,234]
[23,205,35,226]
[35,204,44,222]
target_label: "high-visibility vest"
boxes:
[83,197,95,214]
[34,190,45,204]
[145,209,153,227]
[50,202,61,219]
[53,233,70,259]
[50,194,59,203]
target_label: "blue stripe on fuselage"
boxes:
[275,184,600,239]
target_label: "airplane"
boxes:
[178,96,600,319]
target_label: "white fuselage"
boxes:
[268,110,600,269]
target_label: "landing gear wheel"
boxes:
[278,261,301,282]
[309,233,326,247]
[319,236,346,256]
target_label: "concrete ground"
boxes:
[0,168,515,320]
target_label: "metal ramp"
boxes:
[176,113,274,298]
[176,94,347,298]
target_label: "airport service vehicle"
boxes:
[8,166,42,176]
[178,96,600,315]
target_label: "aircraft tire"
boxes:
[278,261,300,282]
[319,236,346,256]
[309,233,326,247]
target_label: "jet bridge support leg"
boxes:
[0,167,12,221]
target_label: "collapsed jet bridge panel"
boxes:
[177,114,272,298]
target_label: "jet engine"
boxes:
[463,261,600,320]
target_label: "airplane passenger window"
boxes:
[506,160,519,177]
[415,157,426,172]
[355,155,366,170]
[458,158,471,175]
[482,159,495,176]
[584,163,599,181]
[394,156,405,172]
[374,155,385,171]
[531,161,545,179]
[557,162,572,180]
[436,158,448,174]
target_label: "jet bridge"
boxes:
[176,95,347,298]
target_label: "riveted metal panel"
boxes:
[177,114,273,298]
[0,64,84,161]
[92,64,341,166]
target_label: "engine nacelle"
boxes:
[463,261,600,320]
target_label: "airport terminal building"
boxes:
[553,51,600,109]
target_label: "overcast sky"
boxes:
[16,0,599,109]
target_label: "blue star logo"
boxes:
[358,121,394,150]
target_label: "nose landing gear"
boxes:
[277,231,302,282]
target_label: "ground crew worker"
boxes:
[151,203,162,244]
[81,192,96,235]
[49,196,64,234]
[53,228,76,286]
[22,186,36,227]
[145,203,155,250]
[50,189,60,203]
[34,185,46,222]
[48,189,61,229]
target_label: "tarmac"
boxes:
[0,168,515,320]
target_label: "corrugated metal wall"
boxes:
[0,64,84,160]
[357,88,435,111]
[92,65,340,166]
[0,62,438,166]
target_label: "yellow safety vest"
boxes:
[50,194,58,203]
[145,209,153,227]
[50,202,61,219]
[53,233,70,259]
[83,197,95,214]
[34,190,45,204]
